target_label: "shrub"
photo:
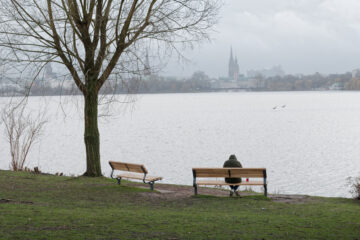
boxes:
[348,176,360,200]
[2,102,46,171]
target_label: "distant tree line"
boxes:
[0,71,212,96]
[345,77,360,90]
[3,71,360,96]
[263,72,352,91]
[125,71,211,93]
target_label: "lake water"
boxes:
[1,91,360,198]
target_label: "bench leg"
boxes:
[117,178,122,185]
[264,184,267,197]
[149,182,154,191]
[194,185,198,195]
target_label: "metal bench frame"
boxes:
[109,162,160,190]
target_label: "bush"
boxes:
[348,176,360,200]
[2,102,46,171]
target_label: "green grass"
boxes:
[0,170,359,239]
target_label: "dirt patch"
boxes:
[269,194,318,204]
[0,198,34,205]
[41,225,73,231]
[0,199,11,203]
[123,182,315,204]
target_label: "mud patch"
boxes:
[125,182,317,204]
[269,194,317,204]
[41,225,73,231]
[0,198,34,205]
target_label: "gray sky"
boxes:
[163,0,360,78]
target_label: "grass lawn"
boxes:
[0,170,359,239]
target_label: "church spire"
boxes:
[144,50,151,76]
[234,56,239,81]
[228,47,240,80]
[228,47,235,78]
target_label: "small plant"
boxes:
[347,176,360,200]
[2,102,46,171]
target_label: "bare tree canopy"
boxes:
[0,0,220,177]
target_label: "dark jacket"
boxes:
[223,155,242,184]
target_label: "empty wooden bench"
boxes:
[192,168,268,197]
[109,161,162,190]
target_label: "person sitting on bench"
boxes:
[223,154,242,196]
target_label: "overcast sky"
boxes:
[162,0,360,78]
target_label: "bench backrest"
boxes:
[192,168,266,178]
[109,161,148,174]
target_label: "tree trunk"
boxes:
[83,85,102,177]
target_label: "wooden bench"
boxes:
[192,168,268,197]
[109,161,162,190]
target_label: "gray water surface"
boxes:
[1,91,359,197]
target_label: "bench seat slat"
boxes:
[196,180,266,186]
[117,173,162,182]
[109,161,147,173]
[196,173,264,178]
[193,168,266,178]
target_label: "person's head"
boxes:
[229,154,237,160]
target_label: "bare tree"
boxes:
[0,0,220,177]
[347,176,360,200]
[2,102,46,171]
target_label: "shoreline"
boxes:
[1,169,354,202]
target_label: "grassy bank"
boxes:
[0,170,359,239]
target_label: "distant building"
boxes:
[352,69,360,78]
[144,51,151,76]
[44,63,57,79]
[212,47,280,90]
[228,47,239,81]
[329,82,344,90]
[247,65,285,78]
